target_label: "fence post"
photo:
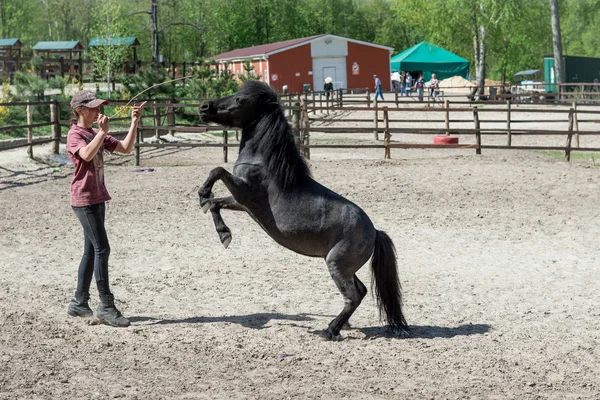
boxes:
[167,99,175,137]
[473,106,481,155]
[373,101,379,140]
[366,90,371,107]
[51,101,60,154]
[300,100,310,159]
[27,100,33,158]
[558,84,562,103]
[339,89,343,108]
[311,91,315,115]
[394,89,399,108]
[223,129,228,163]
[319,92,323,114]
[292,101,301,149]
[383,107,391,159]
[506,100,512,146]
[153,100,160,140]
[572,101,579,148]
[565,107,574,161]
[444,99,450,136]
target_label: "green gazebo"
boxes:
[390,42,469,81]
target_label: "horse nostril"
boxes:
[199,102,210,112]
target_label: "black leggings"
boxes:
[72,203,112,296]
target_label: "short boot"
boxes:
[67,293,93,318]
[95,294,130,327]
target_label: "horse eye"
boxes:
[235,97,246,106]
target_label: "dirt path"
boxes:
[0,133,599,399]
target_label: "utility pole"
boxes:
[549,0,563,85]
[151,0,159,63]
[107,15,112,99]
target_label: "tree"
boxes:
[549,0,563,84]
[90,1,132,98]
[562,0,600,57]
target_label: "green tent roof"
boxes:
[32,41,83,51]
[0,38,21,47]
[390,41,469,81]
[89,37,140,47]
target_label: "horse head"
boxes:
[199,81,280,128]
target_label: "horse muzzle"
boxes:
[198,101,214,122]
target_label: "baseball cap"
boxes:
[70,90,109,109]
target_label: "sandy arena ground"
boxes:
[1,105,599,399]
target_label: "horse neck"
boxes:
[240,109,309,190]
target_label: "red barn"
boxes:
[211,34,393,93]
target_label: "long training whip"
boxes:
[107,74,194,119]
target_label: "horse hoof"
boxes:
[220,233,232,249]
[200,193,214,213]
[319,330,342,341]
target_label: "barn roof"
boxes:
[0,38,22,47]
[32,41,84,51]
[212,35,324,61]
[212,34,393,62]
[89,36,140,47]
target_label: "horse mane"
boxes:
[254,105,311,191]
[242,81,310,191]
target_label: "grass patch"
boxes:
[0,123,53,140]
[537,150,600,165]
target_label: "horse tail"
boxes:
[370,230,408,331]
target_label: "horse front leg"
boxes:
[199,167,252,247]
[199,166,254,208]
[198,166,227,212]
[208,196,246,248]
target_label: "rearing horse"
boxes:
[198,81,408,340]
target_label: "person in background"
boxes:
[405,72,413,96]
[324,77,334,100]
[429,73,440,98]
[373,74,384,101]
[66,90,146,327]
[414,73,425,101]
[399,71,406,96]
[390,71,401,93]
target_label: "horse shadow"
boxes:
[130,312,490,340]
[356,323,491,340]
[129,312,315,329]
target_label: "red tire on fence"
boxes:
[433,136,459,144]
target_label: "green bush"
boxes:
[121,66,176,100]
[14,71,48,101]
[48,76,72,96]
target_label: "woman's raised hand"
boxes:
[132,101,147,124]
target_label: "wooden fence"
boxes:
[1,94,599,165]
[295,103,600,162]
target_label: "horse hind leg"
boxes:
[321,261,367,341]
[341,276,367,331]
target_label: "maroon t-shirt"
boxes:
[67,124,119,207]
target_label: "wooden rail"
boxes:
[2,96,600,165]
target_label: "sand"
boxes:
[0,107,599,399]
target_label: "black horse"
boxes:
[198,81,408,340]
